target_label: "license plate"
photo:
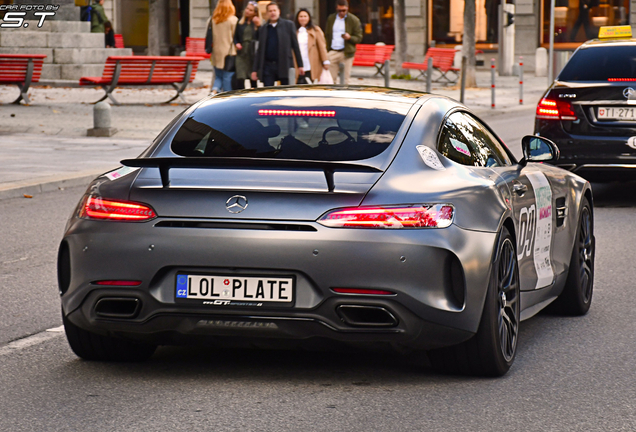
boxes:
[175,274,294,305]
[598,107,636,120]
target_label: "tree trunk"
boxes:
[148,0,160,56]
[393,0,407,76]
[461,0,477,87]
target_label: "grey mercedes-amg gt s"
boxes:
[58,87,594,376]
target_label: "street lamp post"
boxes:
[548,0,556,84]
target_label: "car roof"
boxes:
[207,85,428,106]
[578,38,636,48]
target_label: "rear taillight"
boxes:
[318,204,454,229]
[608,78,636,82]
[536,98,577,121]
[80,196,157,221]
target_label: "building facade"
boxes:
[70,0,636,70]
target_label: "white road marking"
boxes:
[0,326,64,357]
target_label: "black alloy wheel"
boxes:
[497,237,519,363]
[553,196,594,316]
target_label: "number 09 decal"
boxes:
[517,172,555,289]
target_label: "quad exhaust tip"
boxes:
[95,297,141,319]
[336,305,398,327]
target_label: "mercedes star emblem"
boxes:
[226,195,248,213]
[623,87,636,99]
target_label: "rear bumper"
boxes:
[536,120,636,179]
[60,217,498,350]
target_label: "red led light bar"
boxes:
[81,196,157,221]
[332,288,395,295]
[318,204,454,229]
[94,280,142,286]
[258,109,336,117]
[608,78,636,82]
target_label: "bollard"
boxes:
[491,58,496,109]
[384,60,390,87]
[519,56,524,105]
[87,101,117,137]
[426,56,433,93]
[460,56,467,104]
[289,67,296,85]
[339,63,345,85]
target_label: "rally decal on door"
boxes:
[516,172,554,289]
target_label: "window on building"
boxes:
[542,0,630,45]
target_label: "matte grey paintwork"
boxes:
[58,87,592,351]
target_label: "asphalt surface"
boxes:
[2,101,636,431]
[1,182,636,431]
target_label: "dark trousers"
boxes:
[297,71,313,84]
[570,9,592,41]
[263,61,289,87]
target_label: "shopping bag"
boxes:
[318,69,334,85]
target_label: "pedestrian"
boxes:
[295,8,329,84]
[570,0,597,41]
[210,0,238,94]
[90,0,109,34]
[251,2,303,87]
[104,21,115,48]
[234,1,262,89]
[325,0,362,85]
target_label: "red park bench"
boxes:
[114,34,124,49]
[0,54,47,104]
[402,47,460,84]
[79,55,204,105]
[352,44,395,77]
[185,37,211,59]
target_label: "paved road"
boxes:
[2,109,636,431]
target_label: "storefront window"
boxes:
[319,0,395,45]
[431,0,498,46]
[542,0,629,44]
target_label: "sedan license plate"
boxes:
[175,274,294,305]
[598,107,636,121]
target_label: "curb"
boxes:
[0,169,111,201]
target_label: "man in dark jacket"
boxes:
[251,2,303,86]
[325,0,362,84]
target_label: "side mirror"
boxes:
[520,135,560,166]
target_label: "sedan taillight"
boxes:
[80,196,157,221]
[318,204,454,229]
[536,98,577,121]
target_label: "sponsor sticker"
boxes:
[416,145,445,171]
[526,172,554,289]
[450,138,471,156]
[104,166,139,181]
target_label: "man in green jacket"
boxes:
[325,0,362,85]
[90,0,109,34]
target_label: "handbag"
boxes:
[223,41,236,72]
[224,54,236,72]
[318,68,334,85]
[204,19,212,54]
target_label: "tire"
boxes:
[63,313,156,362]
[429,226,520,377]
[552,196,594,316]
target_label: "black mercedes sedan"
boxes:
[534,26,636,181]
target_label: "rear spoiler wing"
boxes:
[120,157,382,192]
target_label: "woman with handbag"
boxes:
[210,0,238,94]
[233,1,262,89]
[295,8,330,84]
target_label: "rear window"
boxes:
[170,96,410,161]
[558,45,636,81]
